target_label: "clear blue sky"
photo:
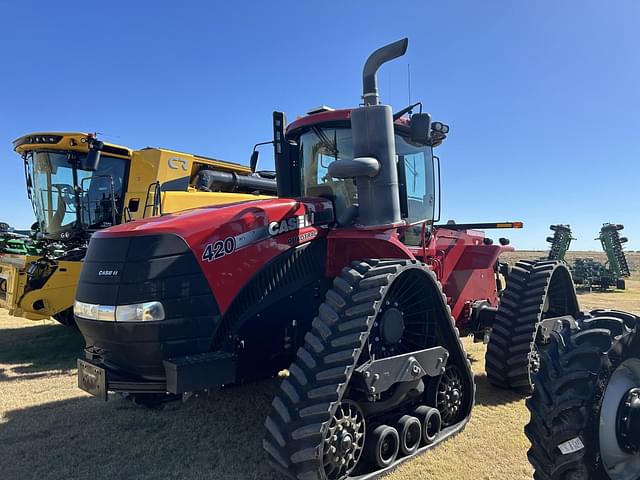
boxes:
[1,0,638,251]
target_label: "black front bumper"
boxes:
[78,349,237,399]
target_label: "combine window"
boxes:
[26,150,127,238]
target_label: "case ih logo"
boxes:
[268,213,315,236]
[98,270,119,277]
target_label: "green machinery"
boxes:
[545,224,574,261]
[0,223,41,255]
[572,223,631,290]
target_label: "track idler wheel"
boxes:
[413,405,442,445]
[365,425,400,468]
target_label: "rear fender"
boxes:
[325,228,415,277]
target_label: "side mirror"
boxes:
[410,113,431,143]
[250,150,259,173]
[83,140,103,171]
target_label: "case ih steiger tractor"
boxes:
[0,132,275,326]
[74,39,578,479]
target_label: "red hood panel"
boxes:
[95,197,334,313]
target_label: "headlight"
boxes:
[74,300,165,322]
[74,301,115,321]
[115,302,165,322]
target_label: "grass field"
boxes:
[1,254,639,480]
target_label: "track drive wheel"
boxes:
[525,309,640,479]
[263,259,473,480]
[52,307,77,328]
[485,260,580,393]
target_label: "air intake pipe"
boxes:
[195,170,277,194]
[329,38,408,227]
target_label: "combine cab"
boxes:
[0,133,276,325]
[73,39,579,478]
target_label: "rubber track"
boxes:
[263,259,472,480]
[525,310,639,479]
[485,260,578,393]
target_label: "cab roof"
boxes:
[286,108,411,137]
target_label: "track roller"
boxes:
[485,260,580,393]
[396,415,422,456]
[413,405,441,445]
[365,425,400,468]
[525,309,640,479]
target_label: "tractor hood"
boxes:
[94,196,334,246]
[87,197,334,314]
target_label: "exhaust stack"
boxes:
[329,38,409,227]
[362,38,408,106]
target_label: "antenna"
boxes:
[407,63,412,104]
[95,132,122,140]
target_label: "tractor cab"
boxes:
[278,108,446,248]
[257,39,449,252]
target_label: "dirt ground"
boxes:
[1,254,638,480]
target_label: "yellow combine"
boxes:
[0,132,276,325]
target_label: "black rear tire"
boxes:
[525,310,640,479]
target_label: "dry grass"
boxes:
[1,254,639,480]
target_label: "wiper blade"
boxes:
[312,127,338,157]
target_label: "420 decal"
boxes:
[202,237,236,262]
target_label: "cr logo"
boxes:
[168,157,188,171]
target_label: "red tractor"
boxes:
[74,39,577,479]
